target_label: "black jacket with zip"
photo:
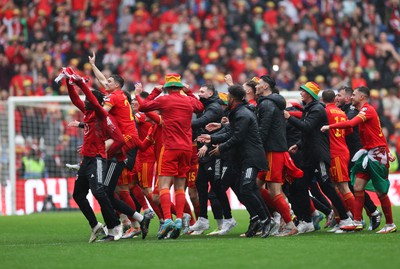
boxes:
[211,101,268,171]
[287,100,330,166]
[257,93,287,152]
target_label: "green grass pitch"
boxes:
[1,209,399,269]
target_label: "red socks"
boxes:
[379,194,394,224]
[175,189,185,219]
[160,188,172,219]
[119,190,136,221]
[343,191,355,215]
[272,193,292,223]
[353,191,365,221]
[131,184,149,210]
[260,188,276,211]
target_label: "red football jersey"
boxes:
[67,82,124,159]
[139,91,203,151]
[356,103,388,150]
[80,111,106,158]
[135,112,155,162]
[104,90,140,149]
[325,103,350,158]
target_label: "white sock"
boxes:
[133,212,144,222]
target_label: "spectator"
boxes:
[20,146,46,179]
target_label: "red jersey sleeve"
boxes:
[138,96,164,112]
[329,115,363,129]
[67,81,85,112]
[289,110,302,119]
[145,112,162,125]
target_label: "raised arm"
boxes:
[66,79,85,113]
[88,51,108,88]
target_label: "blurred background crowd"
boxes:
[1,0,400,179]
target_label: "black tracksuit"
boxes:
[211,102,270,221]
[257,93,288,152]
[192,93,231,220]
[288,100,348,222]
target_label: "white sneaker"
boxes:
[327,224,340,233]
[218,218,237,235]
[108,223,123,241]
[339,217,357,231]
[189,217,210,231]
[276,222,298,237]
[334,227,356,234]
[273,212,281,226]
[182,213,191,234]
[376,223,397,234]
[207,219,223,235]
[190,230,204,235]
[297,221,315,234]
[121,227,141,239]
[207,229,221,236]
[89,222,107,243]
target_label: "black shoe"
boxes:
[245,219,261,238]
[370,210,382,230]
[260,219,279,238]
[140,216,151,239]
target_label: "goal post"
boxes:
[5,96,84,215]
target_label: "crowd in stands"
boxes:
[1,0,400,178]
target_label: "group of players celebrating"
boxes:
[55,52,397,242]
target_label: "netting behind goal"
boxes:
[1,96,86,215]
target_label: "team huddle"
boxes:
[55,52,397,242]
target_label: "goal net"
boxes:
[1,96,88,215]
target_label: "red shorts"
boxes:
[330,155,350,183]
[158,147,191,178]
[153,177,159,195]
[258,152,285,184]
[187,144,199,188]
[187,169,197,189]
[117,167,133,186]
[356,172,371,181]
[131,157,142,176]
[138,161,156,188]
